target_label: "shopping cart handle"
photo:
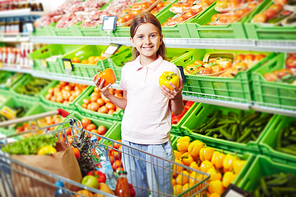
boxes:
[57,108,70,117]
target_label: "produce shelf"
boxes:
[0,33,29,42]
[29,36,296,53]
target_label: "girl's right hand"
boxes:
[93,75,112,97]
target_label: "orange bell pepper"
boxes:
[180,152,194,166]
[208,180,224,195]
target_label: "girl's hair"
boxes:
[130,12,166,61]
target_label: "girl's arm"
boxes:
[93,76,127,110]
[160,78,184,116]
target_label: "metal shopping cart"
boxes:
[0,109,209,197]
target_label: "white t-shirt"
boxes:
[119,55,181,144]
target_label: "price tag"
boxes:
[62,58,73,72]
[26,22,34,33]
[104,43,122,57]
[41,59,47,68]
[102,16,117,32]
[222,184,252,197]
[177,66,186,83]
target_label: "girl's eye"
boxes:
[150,34,156,38]
[138,36,143,39]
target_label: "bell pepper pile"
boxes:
[173,136,246,197]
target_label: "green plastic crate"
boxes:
[259,114,296,166]
[252,53,296,110]
[49,23,80,37]
[75,86,123,120]
[244,1,296,40]
[0,72,24,91]
[28,44,83,74]
[238,156,296,192]
[171,49,273,102]
[55,111,120,139]
[109,48,194,81]
[181,103,276,154]
[62,45,131,80]
[172,102,199,129]
[172,135,255,186]
[32,25,54,36]
[39,80,86,110]
[10,74,51,102]
[186,0,268,39]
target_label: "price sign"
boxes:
[221,184,252,197]
[26,22,34,33]
[62,58,73,72]
[177,66,186,83]
[104,43,122,57]
[102,16,117,32]
[41,59,47,68]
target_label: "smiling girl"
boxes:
[93,12,184,196]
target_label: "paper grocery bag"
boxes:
[10,142,82,197]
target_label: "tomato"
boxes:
[245,54,255,62]
[95,68,117,87]
[263,9,277,20]
[254,54,266,62]
[97,125,107,135]
[269,4,283,13]
[253,13,267,23]
[159,71,180,90]
[235,54,245,62]
[286,53,296,69]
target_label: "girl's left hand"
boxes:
[160,78,183,100]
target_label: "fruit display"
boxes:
[252,172,296,197]
[173,136,248,196]
[14,77,51,96]
[162,0,216,26]
[116,0,165,26]
[81,87,122,115]
[184,52,266,77]
[191,109,272,143]
[208,0,262,25]
[34,0,107,28]
[251,3,294,25]
[71,53,106,65]
[263,68,296,84]
[45,81,88,105]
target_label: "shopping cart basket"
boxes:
[0,109,209,197]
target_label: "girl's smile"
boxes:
[130,23,163,66]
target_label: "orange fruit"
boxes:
[74,190,94,197]
[88,56,96,62]
[71,57,81,63]
[81,60,89,64]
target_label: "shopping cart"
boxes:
[0,109,209,197]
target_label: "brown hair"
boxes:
[130,12,166,61]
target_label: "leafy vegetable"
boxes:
[2,134,58,155]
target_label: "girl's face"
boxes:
[130,23,163,61]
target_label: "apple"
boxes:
[81,175,99,189]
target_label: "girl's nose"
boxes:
[145,36,151,44]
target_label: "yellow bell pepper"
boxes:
[223,154,237,170]
[233,160,246,174]
[159,71,180,90]
[211,151,225,169]
[180,152,194,166]
[199,147,215,162]
[200,160,214,173]
[188,140,204,158]
[222,171,237,188]
[207,167,222,181]
[208,180,224,195]
[37,145,57,155]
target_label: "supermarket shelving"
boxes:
[29,36,296,53]
[1,65,296,117]
[0,33,30,42]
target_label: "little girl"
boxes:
[93,12,184,196]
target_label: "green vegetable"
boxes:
[2,134,58,155]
